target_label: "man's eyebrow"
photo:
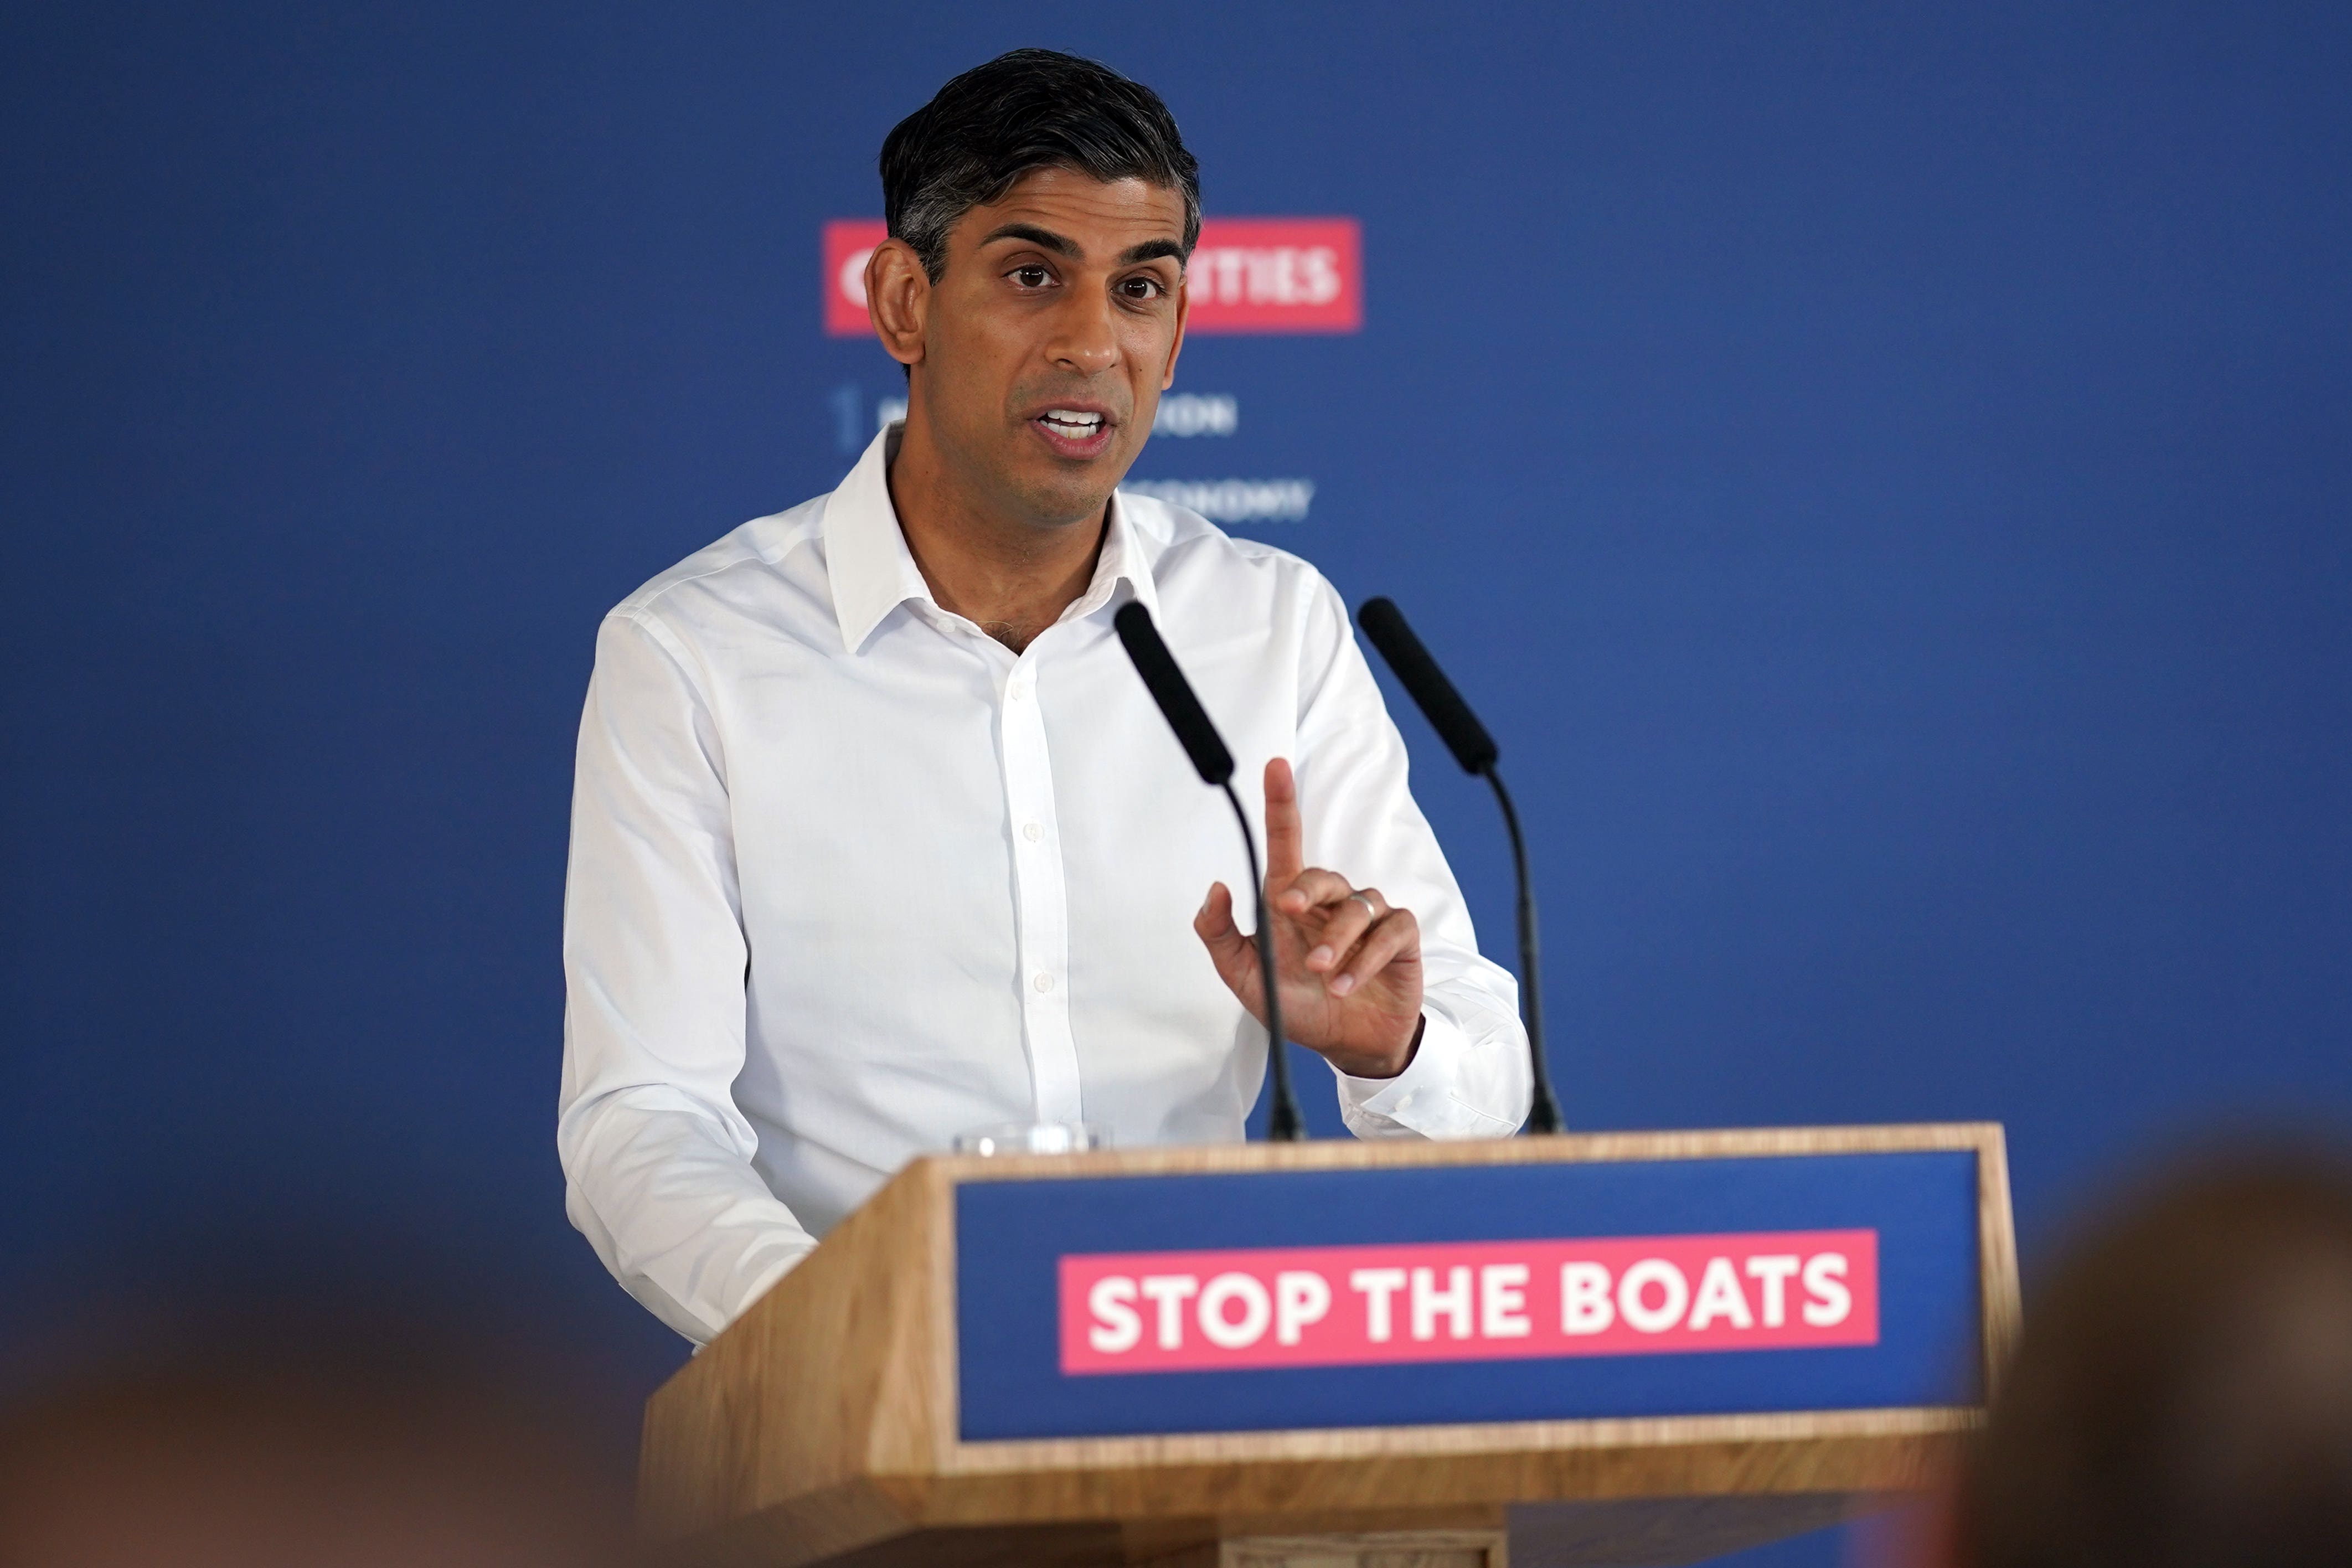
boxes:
[977,222,1079,257]
[1119,238,1188,267]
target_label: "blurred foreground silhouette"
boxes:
[0,1298,640,1567]
[1948,1146,2352,1568]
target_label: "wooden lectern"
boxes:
[639,1125,2017,1568]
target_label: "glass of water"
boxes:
[952,1121,1106,1156]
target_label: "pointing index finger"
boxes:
[1262,756,1304,885]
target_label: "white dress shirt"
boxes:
[559,426,1532,1343]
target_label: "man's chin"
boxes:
[1004,462,1127,530]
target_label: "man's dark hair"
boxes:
[880,48,1201,283]
[1958,1147,2352,1568]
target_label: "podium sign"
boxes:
[640,1127,2016,1568]
[961,1151,1979,1441]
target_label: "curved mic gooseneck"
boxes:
[1115,601,1306,1142]
[1220,779,1302,1143]
[1355,596,1564,1134]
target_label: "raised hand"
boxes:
[1194,757,1425,1079]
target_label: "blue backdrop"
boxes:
[5,6,2348,1565]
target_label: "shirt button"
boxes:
[1033,973,1054,993]
[1022,821,1043,842]
[1008,679,1030,702]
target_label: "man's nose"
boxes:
[1045,289,1121,376]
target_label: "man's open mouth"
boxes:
[1036,409,1108,439]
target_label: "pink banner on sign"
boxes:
[1183,218,1361,332]
[1058,1230,1878,1375]
[823,217,1364,337]
[824,219,888,337]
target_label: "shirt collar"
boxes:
[1082,484,1162,622]
[822,424,936,653]
[823,422,1160,653]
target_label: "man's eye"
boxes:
[1120,276,1164,300]
[1011,265,1052,288]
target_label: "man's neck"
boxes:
[884,411,1107,654]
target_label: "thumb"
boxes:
[1194,881,1260,1001]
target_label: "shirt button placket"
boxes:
[1000,654,1082,1125]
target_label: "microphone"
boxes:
[1114,601,1306,1142]
[1355,597,1564,1134]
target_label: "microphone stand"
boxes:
[1114,600,1306,1141]
[1354,596,1564,1134]
[1484,768,1561,1133]
[1224,781,1302,1143]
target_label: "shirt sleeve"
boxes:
[1290,574,1534,1139]
[557,610,816,1344]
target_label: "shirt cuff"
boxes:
[1334,1009,1518,1139]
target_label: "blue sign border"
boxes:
[955,1151,1982,1442]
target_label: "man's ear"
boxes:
[865,238,929,369]
[1161,273,1190,391]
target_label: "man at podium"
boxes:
[557,49,1531,1344]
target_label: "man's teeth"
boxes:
[1040,410,1105,434]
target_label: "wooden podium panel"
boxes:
[639,1125,2016,1568]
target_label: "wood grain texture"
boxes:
[638,1124,2020,1568]
[1197,1529,1508,1568]
[638,1158,951,1541]
[909,1412,1969,1536]
[1973,1127,2023,1395]
[936,1123,2002,1187]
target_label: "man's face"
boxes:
[905,167,1189,528]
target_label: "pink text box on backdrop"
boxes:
[823,217,1363,337]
